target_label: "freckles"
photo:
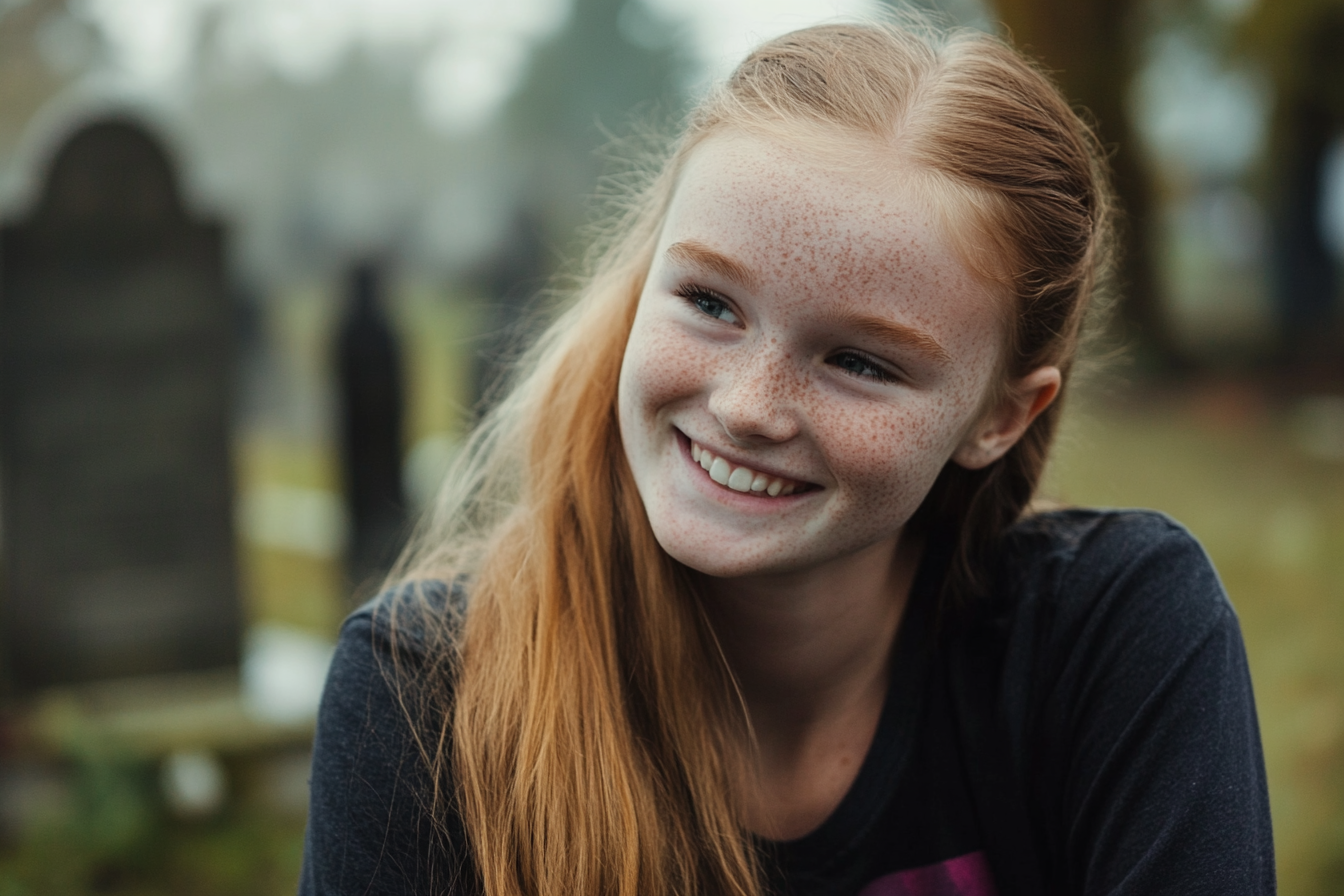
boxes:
[629,137,1031,577]
[629,327,705,405]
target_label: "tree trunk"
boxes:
[992,0,1187,369]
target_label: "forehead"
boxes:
[659,132,1002,336]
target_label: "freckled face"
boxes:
[616,133,1006,579]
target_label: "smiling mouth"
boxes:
[689,439,812,497]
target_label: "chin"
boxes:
[651,528,802,580]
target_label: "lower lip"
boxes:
[674,430,813,509]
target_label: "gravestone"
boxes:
[0,118,241,689]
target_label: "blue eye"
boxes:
[677,286,739,325]
[829,351,899,384]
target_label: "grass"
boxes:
[0,751,305,896]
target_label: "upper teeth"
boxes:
[691,441,799,497]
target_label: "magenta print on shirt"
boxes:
[857,851,999,896]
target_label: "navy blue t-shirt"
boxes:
[299,510,1276,895]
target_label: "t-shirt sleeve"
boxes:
[298,592,470,895]
[1023,513,1275,896]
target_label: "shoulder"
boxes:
[984,513,1274,893]
[1001,507,1216,586]
[989,508,1243,736]
[312,576,462,787]
[317,578,463,753]
[326,578,464,692]
[300,579,471,895]
[996,507,1232,639]
[342,578,463,654]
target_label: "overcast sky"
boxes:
[74,0,884,132]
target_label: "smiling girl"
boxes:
[300,20,1274,896]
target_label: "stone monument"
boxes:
[0,117,241,689]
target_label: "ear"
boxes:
[951,366,1061,470]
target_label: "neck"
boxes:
[699,533,924,839]
[701,534,922,719]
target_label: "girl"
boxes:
[300,20,1275,896]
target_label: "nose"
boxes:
[707,345,802,445]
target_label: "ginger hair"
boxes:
[389,18,1113,896]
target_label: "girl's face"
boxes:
[617,133,1023,580]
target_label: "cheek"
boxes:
[813,396,974,506]
[619,313,710,419]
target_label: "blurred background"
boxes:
[0,0,1340,891]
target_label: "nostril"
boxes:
[712,401,801,444]
[708,372,801,444]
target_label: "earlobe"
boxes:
[952,366,1062,470]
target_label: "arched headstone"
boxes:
[0,118,241,689]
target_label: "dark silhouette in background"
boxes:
[0,118,241,689]
[335,260,407,599]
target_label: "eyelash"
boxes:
[674,283,902,385]
[675,284,738,323]
[828,350,901,384]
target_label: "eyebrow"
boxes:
[665,239,951,365]
[664,240,760,293]
[823,310,953,365]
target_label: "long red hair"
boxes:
[391,18,1113,896]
